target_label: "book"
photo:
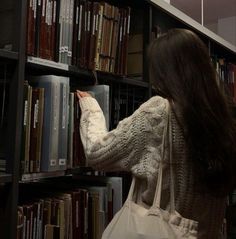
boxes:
[29,87,44,173]
[30,75,69,172]
[58,77,70,170]
[21,82,32,173]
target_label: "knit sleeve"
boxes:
[79,96,168,172]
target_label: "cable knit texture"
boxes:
[80,96,226,239]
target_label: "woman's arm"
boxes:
[78,92,168,172]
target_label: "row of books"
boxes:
[27,0,131,75]
[211,57,236,103]
[21,75,109,173]
[17,176,123,239]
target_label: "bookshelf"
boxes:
[0,173,12,183]
[147,0,236,54]
[0,50,19,60]
[0,0,235,238]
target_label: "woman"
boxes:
[77,29,236,238]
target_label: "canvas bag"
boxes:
[102,103,198,239]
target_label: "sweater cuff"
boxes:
[79,97,101,112]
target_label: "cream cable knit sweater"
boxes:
[79,95,227,239]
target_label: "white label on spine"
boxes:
[78,5,83,40]
[42,0,45,17]
[76,6,79,25]
[23,101,28,126]
[88,10,91,31]
[53,1,56,23]
[92,14,96,35]
[59,158,66,165]
[62,84,66,129]
[127,15,130,34]
[50,159,57,166]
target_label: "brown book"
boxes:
[23,204,34,239]
[72,0,80,65]
[45,0,53,60]
[78,189,89,239]
[95,3,104,71]
[59,194,72,239]
[29,87,44,173]
[21,82,32,174]
[35,0,42,56]
[73,93,85,167]
[29,88,39,173]
[17,207,24,239]
[115,8,124,75]
[91,191,99,239]
[71,190,80,239]
[44,199,52,226]
[122,7,131,75]
[88,2,99,70]
[26,0,35,56]
[109,7,119,73]
[44,224,60,239]
[39,0,47,58]
[51,0,56,61]
[85,1,92,69]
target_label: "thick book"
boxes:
[30,75,69,172]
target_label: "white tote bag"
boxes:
[102,104,198,239]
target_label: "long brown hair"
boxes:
[148,28,236,195]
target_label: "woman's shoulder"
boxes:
[138,96,169,114]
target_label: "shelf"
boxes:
[27,57,150,88]
[0,49,18,60]
[97,71,150,88]
[147,0,236,54]
[0,172,12,183]
[20,171,66,182]
[19,166,101,182]
[67,167,94,175]
[27,56,69,71]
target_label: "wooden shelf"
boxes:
[0,49,18,60]
[0,173,12,183]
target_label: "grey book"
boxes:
[58,76,70,170]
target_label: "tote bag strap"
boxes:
[152,101,176,213]
[152,101,170,208]
[127,101,170,203]
[168,105,175,213]
[127,100,175,212]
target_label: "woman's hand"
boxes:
[76,90,92,99]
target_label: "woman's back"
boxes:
[170,106,227,238]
